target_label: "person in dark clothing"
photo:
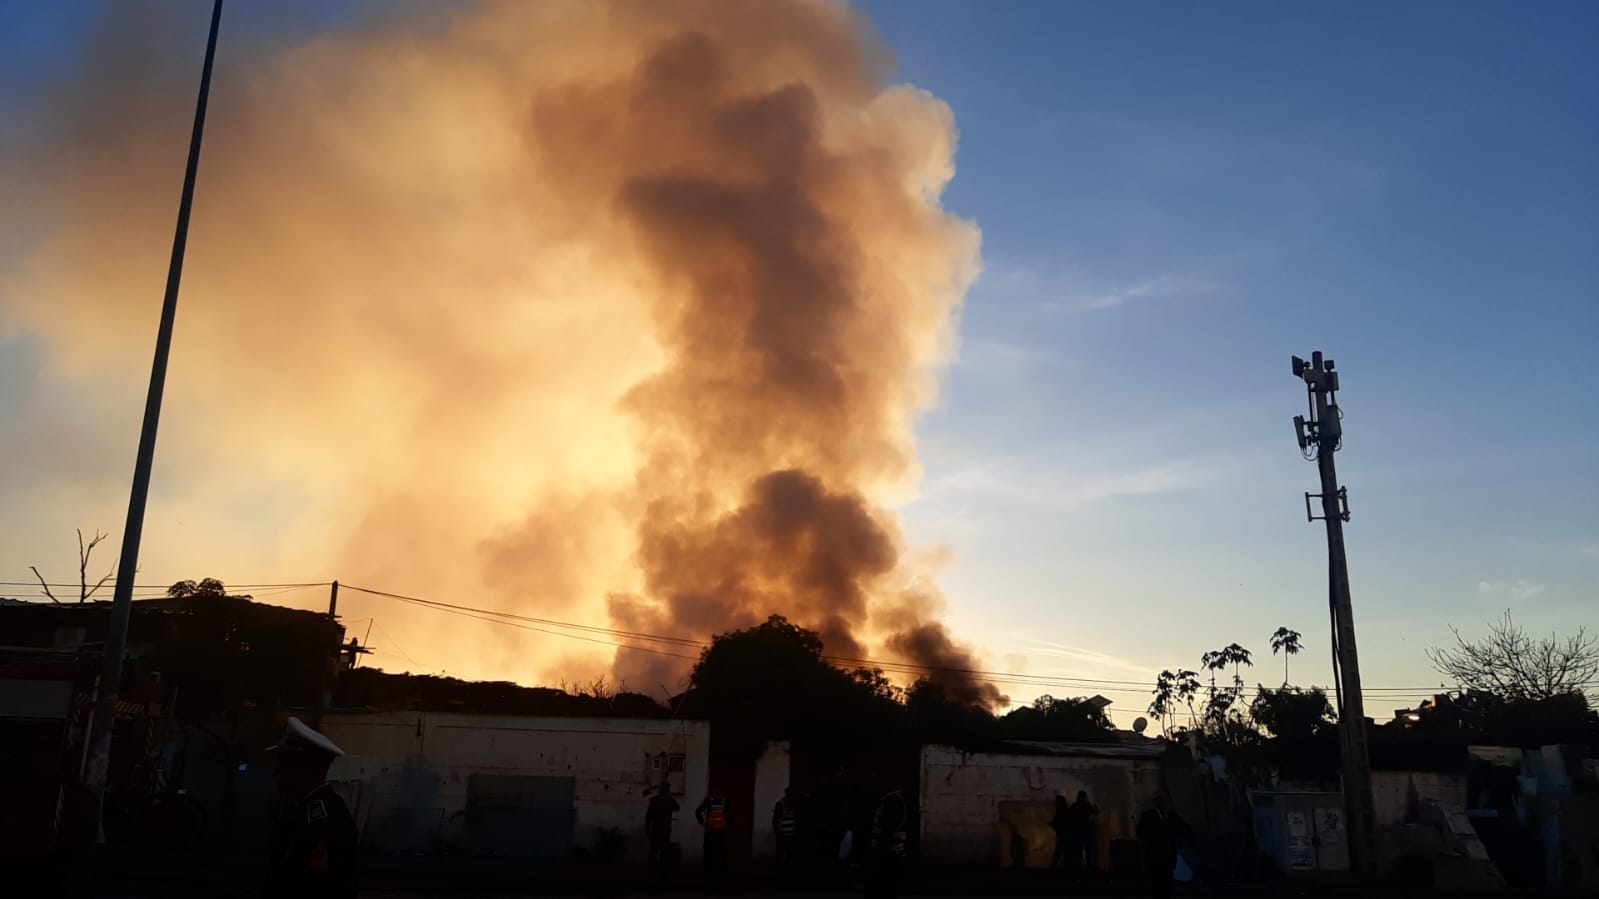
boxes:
[1049,795,1072,867]
[865,789,908,899]
[1051,790,1097,875]
[1067,790,1097,872]
[695,793,731,889]
[772,786,801,876]
[1137,794,1187,899]
[645,781,679,884]
[265,717,357,899]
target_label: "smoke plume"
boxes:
[0,0,998,706]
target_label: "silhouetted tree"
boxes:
[1269,627,1302,685]
[999,694,1115,743]
[681,615,903,761]
[1200,643,1253,729]
[28,527,114,604]
[1250,685,1339,778]
[167,577,235,599]
[906,678,998,750]
[1427,611,1598,700]
[1250,686,1335,741]
[1149,668,1201,735]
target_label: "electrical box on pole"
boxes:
[1291,351,1377,876]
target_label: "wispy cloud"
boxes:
[976,261,1222,315]
[1579,543,1599,560]
[1062,272,1208,312]
[930,459,1206,509]
[1009,635,1153,678]
[1476,580,1547,602]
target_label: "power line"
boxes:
[12,579,1590,699]
[336,582,1564,699]
[0,580,330,590]
[369,620,432,673]
[341,585,705,649]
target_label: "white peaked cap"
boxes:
[269,715,345,757]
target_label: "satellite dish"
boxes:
[1132,717,1149,734]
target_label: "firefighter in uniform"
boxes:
[866,789,907,899]
[695,792,731,888]
[265,716,357,898]
[771,786,801,876]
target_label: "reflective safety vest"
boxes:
[776,800,798,837]
[704,798,729,831]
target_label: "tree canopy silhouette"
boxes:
[678,615,1115,760]
[167,577,235,599]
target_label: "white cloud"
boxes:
[1476,580,1547,602]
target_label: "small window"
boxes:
[647,752,688,795]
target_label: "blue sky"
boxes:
[858,0,1599,711]
[2,1,1595,718]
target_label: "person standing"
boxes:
[695,792,731,889]
[1137,794,1186,899]
[1065,790,1097,876]
[264,717,357,899]
[865,789,907,899]
[645,781,680,884]
[1049,794,1071,868]
[772,786,801,877]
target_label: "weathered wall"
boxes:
[1371,770,1468,825]
[322,711,710,860]
[919,745,1163,866]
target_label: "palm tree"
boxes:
[1270,627,1303,685]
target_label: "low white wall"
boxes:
[920,745,1162,866]
[323,711,710,860]
[751,741,792,861]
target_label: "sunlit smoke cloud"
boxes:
[1,0,998,705]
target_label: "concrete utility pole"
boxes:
[315,580,340,728]
[78,0,224,861]
[1291,351,1377,876]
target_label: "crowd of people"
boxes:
[253,717,1188,899]
[643,781,911,896]
[646,780,1186,899]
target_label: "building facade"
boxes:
[918,741,1165,867]
[320,710,711,861]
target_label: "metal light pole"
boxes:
[78,0,224,856]
[1291,351,1377,875]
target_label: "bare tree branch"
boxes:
[77,528,111,603]
[1428,610,1599,700]
[29,566,61,605]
